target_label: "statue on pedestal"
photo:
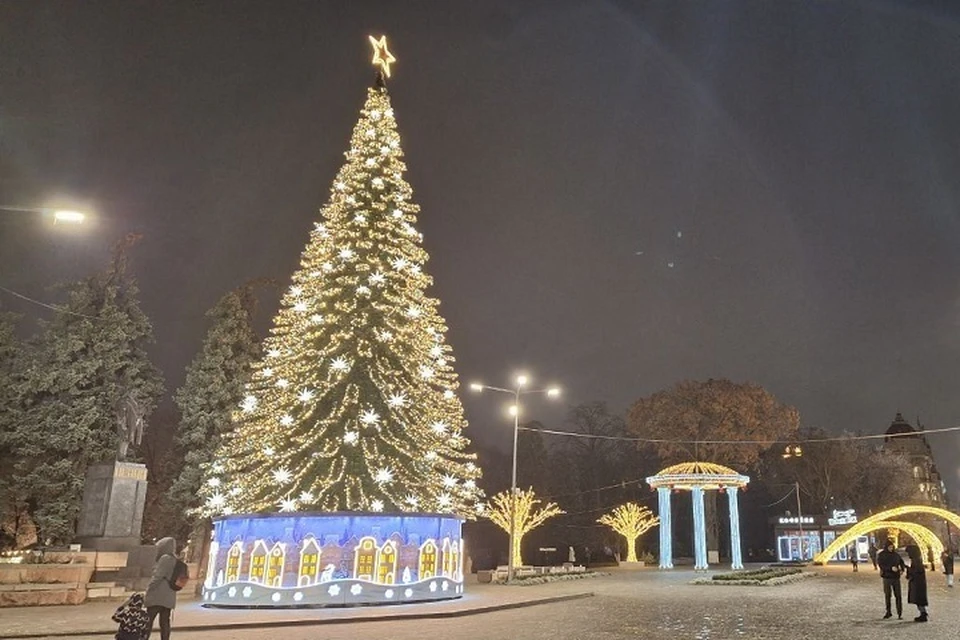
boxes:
[115,391,145,461]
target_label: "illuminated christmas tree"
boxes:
[200,37,481,518]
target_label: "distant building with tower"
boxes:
[883,412,946,506]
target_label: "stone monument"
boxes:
[75,392,149,550]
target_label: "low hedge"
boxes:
[712,567,802,582]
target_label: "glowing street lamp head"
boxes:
[547,387,561,398]
[516,374,528,387]
[470,383,484,392]
[508,405,519,417]
[52,210,85,224]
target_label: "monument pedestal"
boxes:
[75,461,148,551]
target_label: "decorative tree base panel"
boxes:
[202,512,464,608]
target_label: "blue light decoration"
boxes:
[657,487,674,569]
[691,487,708,570]
[727,487,743,570]
[202,512,464,607]
[647,462,749,571]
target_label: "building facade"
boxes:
[882,412,946,507]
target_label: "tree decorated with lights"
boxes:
[597,502,659,563]
[200,36,481,518]
[485,488,564,566]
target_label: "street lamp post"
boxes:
[782,445,805,560]
[471,374,560,583]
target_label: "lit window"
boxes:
[249,541,269,584]
[377,540,397,584]
[419,540,437,579]
[226,542,243,583]
[267,543,285,587]
[354,537,377,581]
[298,537,321,586]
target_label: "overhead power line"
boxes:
[0,285,99,319]
[518,424,960,445]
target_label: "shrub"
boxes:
[712,568,801,582]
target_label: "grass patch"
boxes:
[506,571,608,586]
[693,567,815,586]
[712,567,802,582]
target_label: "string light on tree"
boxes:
[197,34,481,517]
[484,488,564,567]
[597,503,660,563]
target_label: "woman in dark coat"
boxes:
[905,544,928,623]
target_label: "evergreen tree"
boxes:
[0,312,26,548]
[15,236,164,544]
[200,69,481,517]
[166,286,261,543]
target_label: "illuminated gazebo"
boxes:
[646,462,750,571]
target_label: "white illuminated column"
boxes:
[691,487,708,571]
[727,487,743,570]
[657,487,673,569]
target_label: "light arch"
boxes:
[815,520,943,565]
[814,504,960,564]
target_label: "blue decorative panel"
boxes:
[202,511,464,608]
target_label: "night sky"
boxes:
[2,2,960,495]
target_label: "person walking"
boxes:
[906,544,929,623]
[145,537,180,640]
[942,549,955,588]
[868,543,878,570]
[877,538,905,620]
[850,547,859,572]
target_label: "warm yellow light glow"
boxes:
[597,503,659,563]
[508,405,518,417]
[516,375,528,387]
[197,59,481,518]
[470,383,484,392]
[814,505,960,564]
[484,488,564,566]
[817,520,942,566]
[547,387,561,397]
[53,210,85,224]
[368,35,396,78]
[646,461,750,491]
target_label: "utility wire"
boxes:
[541,478,647,501]
[519,424,960,445]
[762,487,799,508]
[0,285,100,319]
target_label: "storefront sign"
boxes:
[828,509,857,526]
[778,516,814,525]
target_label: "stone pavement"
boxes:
[0,577,595,639]
[6,565,960,640]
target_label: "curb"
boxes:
[6,591,594,638]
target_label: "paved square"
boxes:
[8,565,958,639]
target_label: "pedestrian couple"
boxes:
[877,538,928,622]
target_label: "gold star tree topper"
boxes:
[368,35,396,78]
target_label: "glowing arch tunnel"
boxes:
[814,505,960,565]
